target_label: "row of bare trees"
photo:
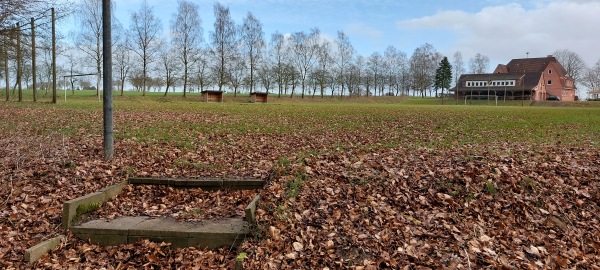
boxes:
[5,0,600,100]
[0,0,485,101]
[63,0,494,98]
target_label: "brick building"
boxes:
[453,55,576,101]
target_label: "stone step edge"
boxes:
[127,177,265,190]
[62,181,127,230]
[70,216,250,249]
[24,235,64,263]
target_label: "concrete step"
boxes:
[71,216,249,249]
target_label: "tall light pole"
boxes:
[103,0,114,160]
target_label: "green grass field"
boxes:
[2,89,598,148]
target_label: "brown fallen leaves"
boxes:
[89,184,255,222]
[0,104,599,269]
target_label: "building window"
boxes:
[548,69,552,74]
[547,80,552,85]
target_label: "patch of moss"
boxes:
[76,202,100,218]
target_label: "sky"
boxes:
[106,0,600,70]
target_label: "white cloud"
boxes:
[397,1,600,66]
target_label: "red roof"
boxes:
[505,56,565,75]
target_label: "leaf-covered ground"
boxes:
[1,98,599,269]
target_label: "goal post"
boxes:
[62,73,97,101]
[464,95,499,106]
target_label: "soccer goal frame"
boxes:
[62,73,97,101]
[464,95,499,106]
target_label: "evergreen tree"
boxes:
[435,57,452,98]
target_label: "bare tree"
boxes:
[314,40,332,98]
[335,30,354,97]
[228,50,246,96]
[74,0,102,97]
[130,0,163,96]
[113,23,131,95]
[409,43,439,97]
[283,62,299,97]
[582,59,600,92]
[257,58,274,93]
[384,46,408,96]
[128,70,144,91]
[210,3,236,92]
[171,0,202,97]
[469,53,490,74]
[269,32,287,97]
[290,28,320,98]
[452,51,465,85]
[63,46,83,94]
[190,46,211,92]
[0,0,56,29]
[158,46,180,96]
[240,12,264,94]
[367,52,384,96]
[38,40,53,95]
[553,49,586,88]
[452,51,465,100]
[347,55,364,96]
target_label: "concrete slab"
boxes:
[70,216,249,249]
[129,217,191,238]
[128,236,190,248]
[24,235,64,263]
[62,182,128,230]
[245,195,261,224]
[186,218,250,236]
[71,216,148,235]
[62,192,106,229]
[75,233,128,246]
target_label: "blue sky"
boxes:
[109,0,600,69]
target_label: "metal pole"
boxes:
[3,35,8,101]
[103,0,114,160]
[16,23,22,102]
[52,8,57,104]
[31,18,37,102]
[522,74,525,106]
